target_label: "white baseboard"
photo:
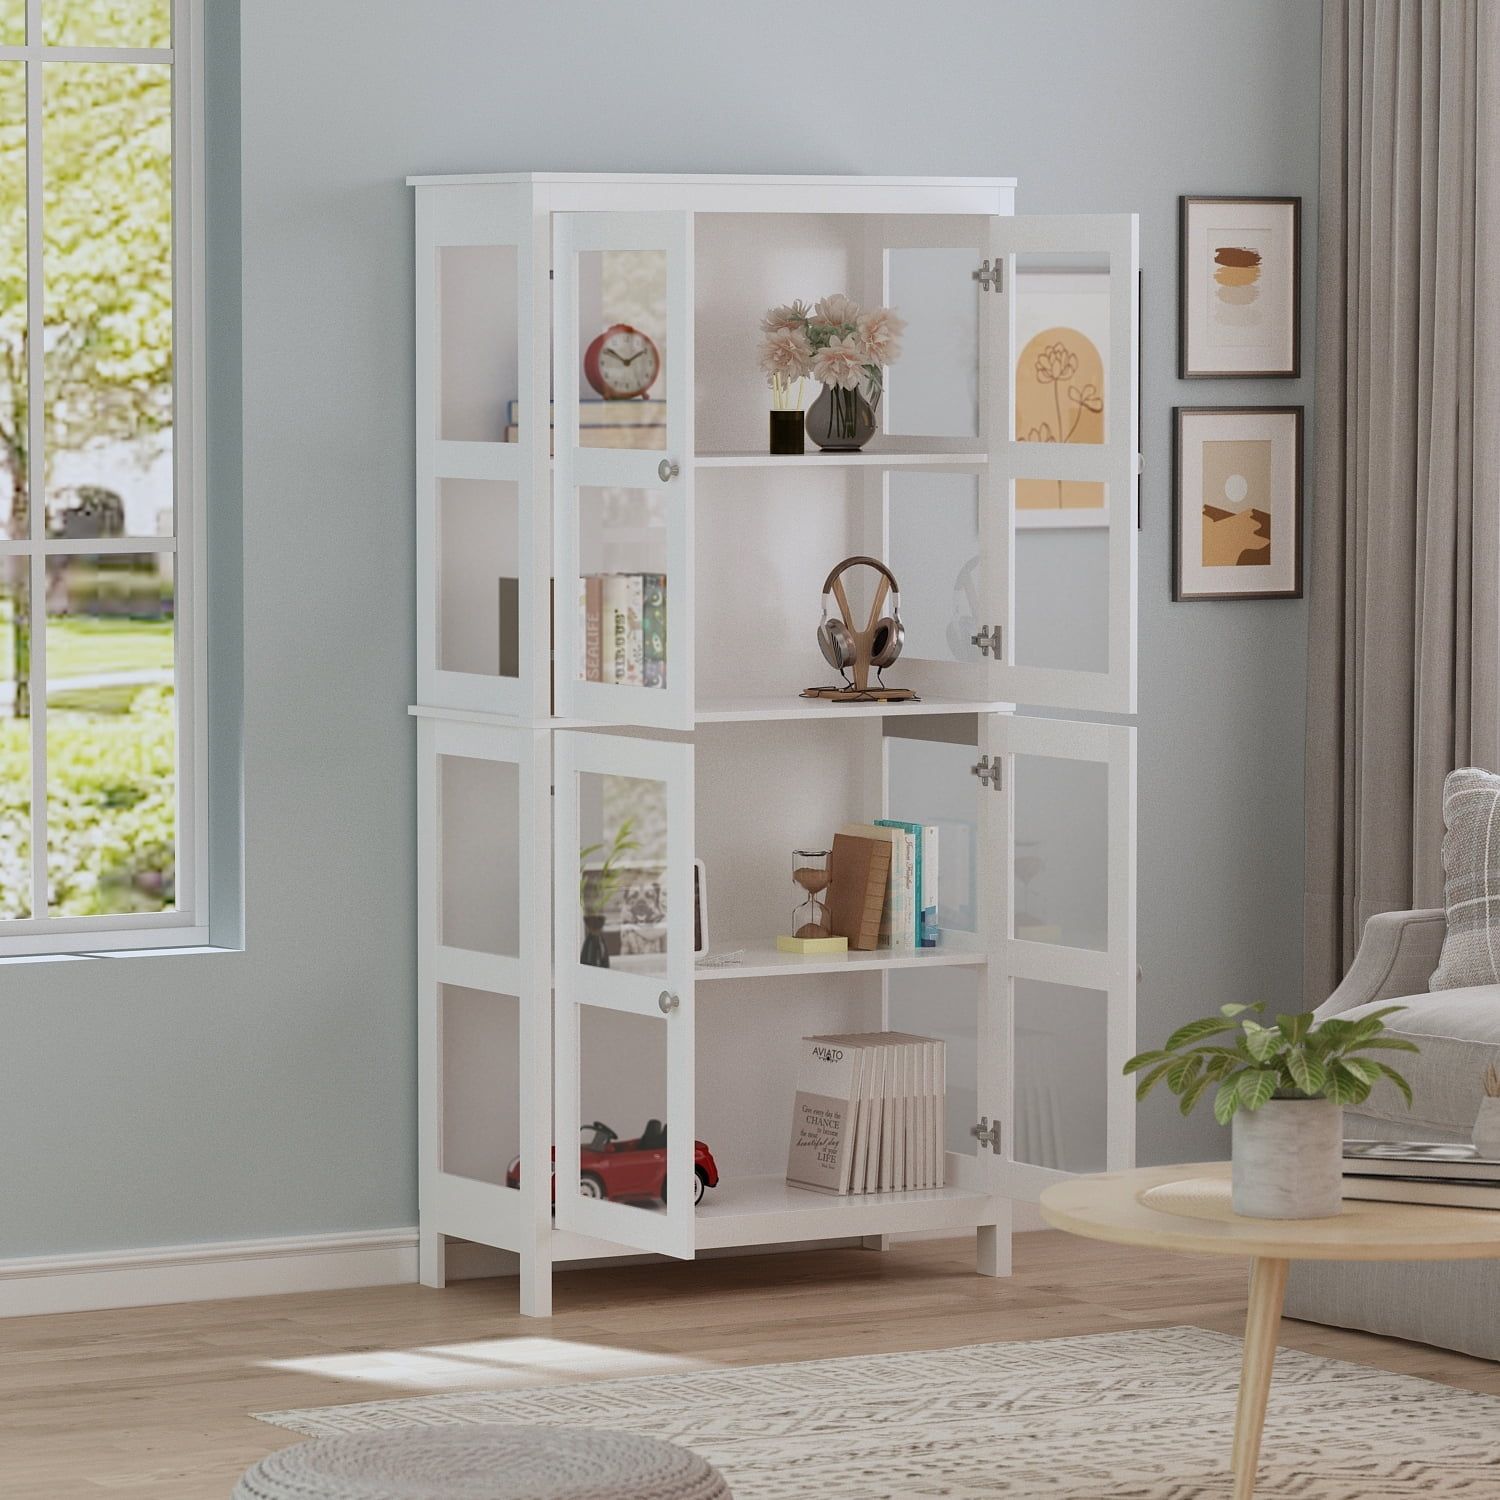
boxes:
[0,1209,1054,1320]
[0,1228,418,1319]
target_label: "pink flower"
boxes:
[758,326,812,382]
[759,300,811,334]
[811,334,869,391]
[856,306,906,366]
[812,293,862,331]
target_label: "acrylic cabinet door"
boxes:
[553,212,695,731]
[985,713,1136,1208]
[416,715,552,1299]
[553,728,698,1259]
[982,213,1140,716]
[414,185,547,718]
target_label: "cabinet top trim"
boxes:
[405,171,1019,189]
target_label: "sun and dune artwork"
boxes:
[1174,407,1303,600]
[1179,196,1300,378]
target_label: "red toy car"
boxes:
[507,1121,720,1206]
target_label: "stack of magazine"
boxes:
[1343,1140,1500,1208]
[785,1032,946,1196]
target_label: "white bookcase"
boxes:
[409,173,1139,1316]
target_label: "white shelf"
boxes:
[696,446,987,469]
[695,940,986,982]
[695,693,1008,724]
[693,1172,991,1250]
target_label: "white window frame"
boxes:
[0,0,207,957]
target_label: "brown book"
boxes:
[827,833,891,951]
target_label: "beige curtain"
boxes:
[1306,0,1500,1001]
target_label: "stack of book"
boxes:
[785,1032,947,1196]
[505,397,666,450]
[579,573,666,688]
[829,821,939,951]
[1342,1140,1500,1208]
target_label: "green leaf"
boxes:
[1351,1036,1421,1054]
[1123,1049,1170,1075]
[1213,1079,1242,1126]
[1166,1054,1202,1093]
[1276,1012,1313,1044]
[1219,1002,1253,1017]
[1326,1061,1371,1106]
[1242,1025,1282,1063]
[1177,1070,1218,1117]
[1236,1069,1279,1111]
[1374,1062,1414,1108]
[1164,1015,1243,1052]
[1337,1057,1383,1089]
[1133,1058,1177,1101]
[1284,1046,1327,1097]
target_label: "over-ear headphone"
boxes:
[817,555,905,680]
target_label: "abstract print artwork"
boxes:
[1179,196,1300,377]
[1173,407,1302,600]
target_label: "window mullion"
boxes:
[24,16,43,920]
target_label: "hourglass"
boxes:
[791,849,831,937]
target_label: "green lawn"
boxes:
[0,597,173,686]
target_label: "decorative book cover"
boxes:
[583,576,603,682]
[642,573,667,689]
[921,824,940,947]
[876,819,923,949]
[827,834,891,951]
[602,574,644,685]
[786,1037,861,1194]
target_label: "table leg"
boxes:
[1231,1256,1289,1500]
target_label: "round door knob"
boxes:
[657,458,679,483]
[657,990,680,1015]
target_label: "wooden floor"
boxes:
[4,1232,1499,1497]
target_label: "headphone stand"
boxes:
[803,569,920,703]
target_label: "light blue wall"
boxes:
[0,0,1317,1258]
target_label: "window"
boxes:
[0,1,204,956]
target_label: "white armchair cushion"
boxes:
[1432,766,1500,990]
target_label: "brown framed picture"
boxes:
[1178,196,1301,378]
[1172,407,1303,601]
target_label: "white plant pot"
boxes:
[1231,1098,1343,1219]
[1473,1097,1500,1158]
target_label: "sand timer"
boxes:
[791,848,831,937]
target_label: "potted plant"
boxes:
[1125,1003,1418,1218]
[578,819,640,969]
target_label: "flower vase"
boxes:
[807,384,877,452]
[580,913,609,969]
[768,409,805,455]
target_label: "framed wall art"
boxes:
[1172,406,1303,601]
[1178,195,1300,378]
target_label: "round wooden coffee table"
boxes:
[1041,1161,1500,1500]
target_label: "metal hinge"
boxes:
[971,624,1001,657]
[972,259,1003,293]
[971,754,1003,791]
[971,1116,1002,1153]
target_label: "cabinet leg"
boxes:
[860,1235,889,1252]
[520,1248,553,1318]
[976,1217,1011,1277]
[1231,1256,1288,1500]
[418,1229,446,1290]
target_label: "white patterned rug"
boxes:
[254,1326,1500,1497]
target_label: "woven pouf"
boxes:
[233,1424,732,1500]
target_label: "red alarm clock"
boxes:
[584,323,661,399]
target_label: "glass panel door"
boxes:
[984,713,1136,1203]
[983,215,1139,714]
[554,213,693,730]
[415,185,541,716]
[554,729,696,1259]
